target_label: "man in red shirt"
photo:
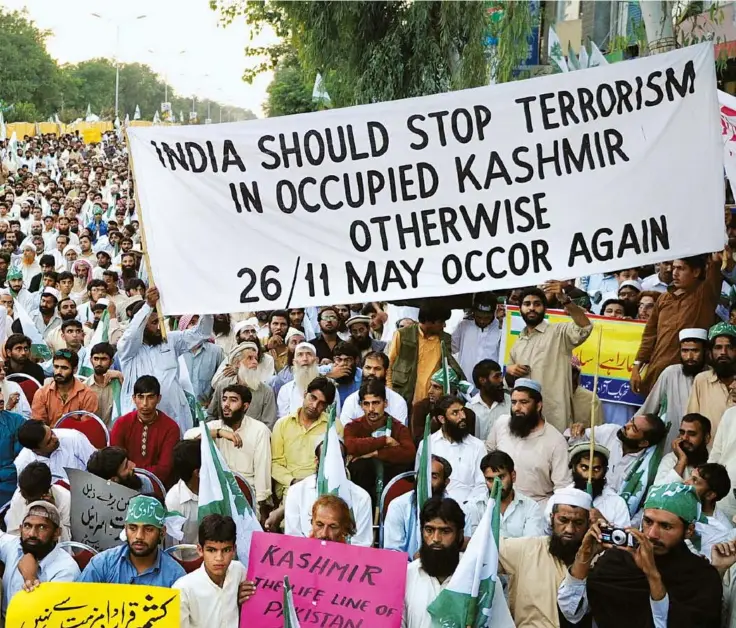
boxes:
[344,378,415,509]
[110,375,179,487]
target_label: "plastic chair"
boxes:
[134,468,166,502]
[378,471,415,549]
[6,373,41,404]
[0,500,11,533]
[56,411,109,448]
[233,472,256,509]
[58,541,98,571]
[165,544,202,573]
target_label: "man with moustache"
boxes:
[655,413,711,484]
[639,328,708,450]
[416,395,486,506]
[486,379,571,506]
[326,341,362,408]
[402,497,467,628]
[208,343,277,430]
[560,482,722,628]
[277,342,319,418]
[685,463,734,559]
[0,501,79,621]
[506,284,593,433]
[212,314,237,354]
[451,293,503,377]
[686,322,736,436]
[466,359,511,441]
[345,378,415,508]
[86,446,147,491]
[118,286,213,433]
[187,385,271,511]
[310,306,341,362]
[340,351,408,426]
[500,487,593,627]
[346,314,385,363]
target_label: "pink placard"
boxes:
[240,532,407,628]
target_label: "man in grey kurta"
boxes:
[638,327,708,450]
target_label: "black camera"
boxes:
[600,525,638,548]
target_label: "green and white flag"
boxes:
[134,104,141,121]
[198,422,262,566]
[427,479,514,628]
[316,405,352,506]
[405,411,433,556]
[578,43,589,70]
[178,355,206,428]
[439,342,451,395]
[588,41,609,68]
[13,298,51,361]
[79,309,111,377]
[547,27,568,73]
[283,576,301,627]
[567,41,580,71]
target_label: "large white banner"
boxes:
[128,44,723,315]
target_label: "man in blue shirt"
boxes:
[79,495,185,587]
[0,500,79,620]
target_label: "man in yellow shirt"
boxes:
[271,376,340,500]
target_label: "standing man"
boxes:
[632,253,727,396]
[505,284,593,433]
[387,303,463,408]
[639,328,709,450]
[118,286,212,433]
[655,413,711,485]
[486,379,571,505]
[686,322,736,436]
[415,395,486,506]
[641,261,674,292]
[466,359,510,441]
[31,348,98,427]
[452,293,503,378]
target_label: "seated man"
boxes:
[271,377,338,500]
[173,514,246,628]
[560,482,722,627]
[282,438,372,546]
[655,413,711,485]
[0,501,79,622]
[30,347,98,426]
[166,440,201,546]
[403,496,466,628]
[4,462,71,541]
[384,455,472,554]
[686,463,734,560]
[309,494,355,544]
[86,445,152,493]
[468,450,545,538]
[79,495,186,586]
[276,342,319,419]
[344,379,416,509]
[15,420,96,483]
[110,375,180,487]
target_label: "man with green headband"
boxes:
[78,495,186,587]
[559,482,722,627]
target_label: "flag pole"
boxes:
[124,127,167,341]
[587,328,603,495]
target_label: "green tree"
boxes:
[211,1,490,106]
[265,56,316,117]
[0,9,65,119]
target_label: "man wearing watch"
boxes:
[505,282,593,433]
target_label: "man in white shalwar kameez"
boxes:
[276,342,319,419]
[117,287,212,434]
[638,328,708,450]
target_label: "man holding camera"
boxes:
[558,482,722,627]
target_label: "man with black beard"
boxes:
[686,322,736,435]
[467,359,511,440]
[500,487,592,627]
[486,379,571,506]
[118,286,213,433]
[655,413,711,484]
[212,313,237,354]
[326,341,362,408]
[86,445,146,492]
[0,501,79,619]
[638,328,708,450]
[346,314,385,364]
[403,496,466,628]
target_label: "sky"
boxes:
[3,0,276,117]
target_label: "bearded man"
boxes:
[207,342,277,429]
[117,286,213,434]
[346,314,385,364]
[485,378,571,506]
[639,328,708,450]
[655,413,711,484]
[276,342,319,419]
[212,313,237,354]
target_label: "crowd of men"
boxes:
[1,129,736,628]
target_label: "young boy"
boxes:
[172,514,246,627]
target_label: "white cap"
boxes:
[618,279,642,293]
[679,328,708,342]
[285,327,306,342]
[294,342,316,355]
[548,487,592,511]
[233,318,259,336]
[20,242,35,253]
[42,287,61,301]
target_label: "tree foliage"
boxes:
[265,55,316,117]
[211,0,490,107]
